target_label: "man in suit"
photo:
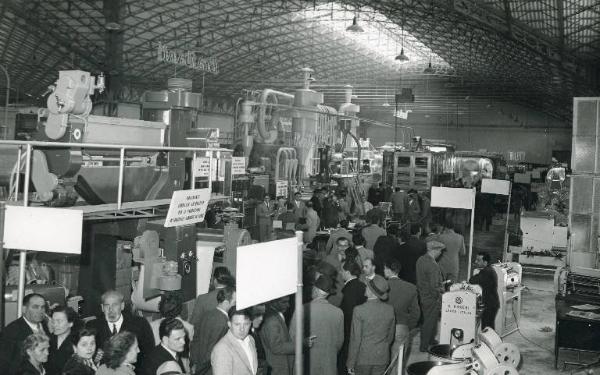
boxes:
[309,189,323,218]
[0,293,50,375]
[384,260,420,374]
[211,308,258,375]
[256,194,275,242]
[325,220,352,254]
[469,252,500,329]
[90,290,155,373]
[190,267,233,328]
[398,224,427,284]
[346,274,395,375]
[259,296,295,375]
[416,241,446,352]
[290,275,343,375]
[191,285,236,374]
[292,192,307,222]
[144,318,187,375]
[339,259,366,375]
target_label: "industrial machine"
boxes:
[408,328,521,375]
[440,282,483,346]
[492,262,522,336]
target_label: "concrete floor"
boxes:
[401,216,600,375]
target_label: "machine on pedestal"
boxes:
[492,262,522,337]
[439,282,483,347]
[408,328,521,375]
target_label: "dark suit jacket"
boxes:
[398,236,427,284]
[144,344,184,375]
[469,266,500,310]
[46,333,75,375]
[89,313,154,373]
[259,311,294,375]
[340,278,367,355]
[0,317,50,375]
[190,288,221,328]
[15,360,44,375]
[62,355,96,375]
[387,277,420,329]
[190,308,229,371]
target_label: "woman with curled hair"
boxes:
[61,328,97,375]
[46,305,78,375]
[96,332,139,375]
[17,333,50,375]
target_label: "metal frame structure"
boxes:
[0,0,597,123]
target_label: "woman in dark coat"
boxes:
[62,328,97,375]
[17,333,50,375]
[46,306,78,375]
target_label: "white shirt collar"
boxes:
[23,316,41,333]
[344,276,357,285]
[216,306,229,318]
[235,335,255,371]
[108,314,124,333]
[160,343,179,360]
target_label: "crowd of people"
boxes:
[0,184,502,375]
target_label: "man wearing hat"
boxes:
[346,274,395,375]
[416,240,446,352]
[290,275,343,375]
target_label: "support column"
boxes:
[103,0,125,116]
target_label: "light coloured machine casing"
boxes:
[492,262,522,337]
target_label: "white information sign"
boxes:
[481,179,510,196]
[236,237,298,309]
[164,188,211,227]
[232,157,246,175]
[431,187,474,209]
[4,206,83,254]
[276,180,289,198]
[194,157,211,177]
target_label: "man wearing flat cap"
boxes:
[416,240,446,352]
[290,275,343,375]
[346,274,395,375]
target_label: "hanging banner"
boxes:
[481,179,510,195]
[164,188,211,227]
[232,157,246,175]
[431,187,474,209]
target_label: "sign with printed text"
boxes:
[236,237,298,309]
[276,180,289,198]
[194,157,211,177]
[4,206,83,254]
[431,187,474,209]
[481,179,510,195]
[164,188,211,227]
[231,157,246,175]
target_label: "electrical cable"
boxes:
[512,305,553,353]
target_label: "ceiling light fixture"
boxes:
[346,10,364,33]
[396,22,409,61]
[423,60,434,74]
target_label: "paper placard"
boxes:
[232,157,246,175]
[276,180,288,198]
[195,242,217,296]
[236,237,298,309]
[431,187,474,209]
[481,179,510,195]
[4,206,83,254]
[514,173,531,184]
[273,220,283,229]
[164,188,211,227]
[194,157,211,177]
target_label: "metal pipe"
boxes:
[502,185,512,262]
[191,151,197,189]
[257,89,294,142]
[117,148,125,209]
[208,152,213,193]
[0,201,6,327]
[467,188,476,279]
[294,230,304,375]
[0,140,232,153]
[0,64,10,140]
[17,144,31,317]
[14,146,21,201]
[23,144,31,207]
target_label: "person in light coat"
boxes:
[211,308,258,375]
[303,201,320,244]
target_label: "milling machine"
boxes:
[492,262,523,337]
[440,282,483,347]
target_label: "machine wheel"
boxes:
[486,365,519,375]
[493,343,521,368]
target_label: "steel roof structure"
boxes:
[0,0,598,122]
